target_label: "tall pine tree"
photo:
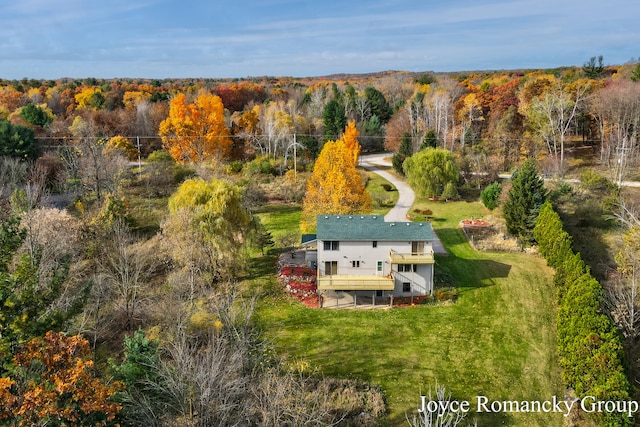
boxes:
[322,99,347,143]
[502,158,547,245]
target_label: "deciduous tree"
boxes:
[100,221,159,331]
[301,128,370,232]
[607,226,640,341]
[163,178,253,286]
[0,213,88,362]
[0,331,122,426]
[75,87,106,110]
[589,80,640,184]
[524,78,594,174]
[159,92,232,163]
[402,148,459,200]
[105,135,139,161]
[341,120,361,165]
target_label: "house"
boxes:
[303,215,435,306]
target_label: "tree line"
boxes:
[1,58,640,186]
[534,202,632,426]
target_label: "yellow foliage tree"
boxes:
[159,92,232,163]
[74,87,105,110]
[122,90,152,110]
[163,178,253,283]
[300,129,370,232]
[341,120,361,165]
[105,135,139,160]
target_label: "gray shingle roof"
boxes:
[316,215,434,241]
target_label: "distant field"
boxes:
[253,199,563,426]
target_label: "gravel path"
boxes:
[360,153,447,254]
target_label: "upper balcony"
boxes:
[389,249,435,264]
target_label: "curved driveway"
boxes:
[360,153,447,254]
[360,153,414,222]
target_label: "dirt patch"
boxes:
[460,218,491,228]
[461,223,521,252]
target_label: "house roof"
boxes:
[316,215,434,241]
[301,234,317,244]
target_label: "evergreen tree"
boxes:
[322,99,347,142]
[392,132,412,175]
[0,121,38,160]
[20,104,52,128]
[632,62,640,82]
[364,86,392,123]
[420,130,438,150]
[582,55,604,79]
[502,158,547,245]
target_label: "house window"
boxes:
[376,261,383,272]
[412,241,425,254]
[376,290,383,297]
[372,241,378,248]
[325,261,337,275]
[323,240,339,251]
[402,282,411,292]
[351,260,360,268]
[397,264,417,273]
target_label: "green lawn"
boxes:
[364,168,400,216]
[255,202,302,242]
[253,199,562,426]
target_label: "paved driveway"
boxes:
[360,153,447,254]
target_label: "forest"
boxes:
[1,56,640,426]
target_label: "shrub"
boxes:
[580,170,616,192]
[480,182,501,210]
[34,154,64,192]
[244,155,277,176]
[435,287,457,302]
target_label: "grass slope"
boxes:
[254,198,562,426]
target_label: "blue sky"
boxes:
[1,0,639,79]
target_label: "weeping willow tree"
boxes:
[402,148,459,200]
[162,178,252,287]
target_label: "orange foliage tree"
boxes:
[341,120,361,165]
[300,123,370,232]
[0,331,122,426]
[159,92,232,163]
[214,82,267,112]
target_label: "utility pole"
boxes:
[136,136,142,177]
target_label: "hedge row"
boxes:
[534,202,632,426]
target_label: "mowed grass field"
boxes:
[253,197,563,426]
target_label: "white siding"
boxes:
[317,239,434,296]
